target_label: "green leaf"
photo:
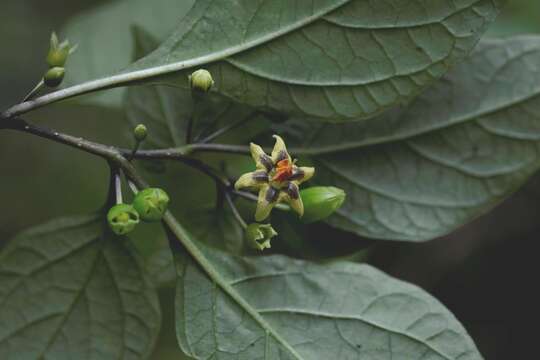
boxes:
[283,36,540,241]
[185,207,244,254]
[62,0,196,107]
[172,243,481,359]
[0,214,161,359]
[145,246,176,288]
[128,0,503,122]
[16,0,501,121]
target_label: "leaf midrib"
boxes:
[3,0,353,120]
[165,213,304,359]
[256,308,455,360]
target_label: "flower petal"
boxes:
[250,143,273,171]
[284,182,304,217]
[255,185,279,221]
[271,135,291,164]
[234,171,268,190]
[291,166,315,185]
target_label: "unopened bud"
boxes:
[107,204,140,235]
[245,223,277,251]
[46,32,77,68]
[43,67,65,87]
[133,124,148,142]
[133,188,170,222]
[189,69,214,92]
[300,186,345,224]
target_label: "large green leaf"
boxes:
[0,214,161,359]
[35,0,502,121]
[130,0,503,122]
[62,0,195,107]
[282,36,540,241]
[172,243,481,359]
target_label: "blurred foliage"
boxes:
[487,0,540,36]
[0,1,539,359]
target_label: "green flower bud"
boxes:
[133,124,148,142]
[107,204,140,235]
[245,223,277,251]
[46,32,77,68]
[43,67,65,87]
[189,69,214,92]
[300,186,346,224]
[133,188,170,222]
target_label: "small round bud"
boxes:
[43,67,65,87]
[189,69,214,92]
[133,124,148,142]
[245,223,277,251]
[107,204,140,235]
[133,188,170,222]
[300,186,346,224]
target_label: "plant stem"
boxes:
[2,117,149,189]
[22,79,45,103]
[126,178,139,194]
[224,192,247,229]
[131,143,316,157]
[1,118,289,212]
[185,115,194,144]
[184,143,251,156]
[199,113,252,144]
[128,141,141,161]
[104,163,119,208]
[114,170,123,204]
[3,117,123,159]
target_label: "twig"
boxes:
[199,113,253,144]
[1,118,286,212]
[224,192,247,229]
[185,115,194,144]
[22,79,45,103]
[114,170,123,204]
[2,117,148,189]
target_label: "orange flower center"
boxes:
[273,159,293,182]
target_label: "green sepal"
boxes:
[46,32,77,67]
[133,188,170,222]
[245,223,277,251]
[107,203,140,235]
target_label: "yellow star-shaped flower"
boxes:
[235,135,314,221]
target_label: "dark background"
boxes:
[1,1,540,359]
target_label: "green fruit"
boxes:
[107,204,140,235]
[245,223,277,251]
[133,188,170,222]
[43,67,65,87]
[300,186,346,224]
